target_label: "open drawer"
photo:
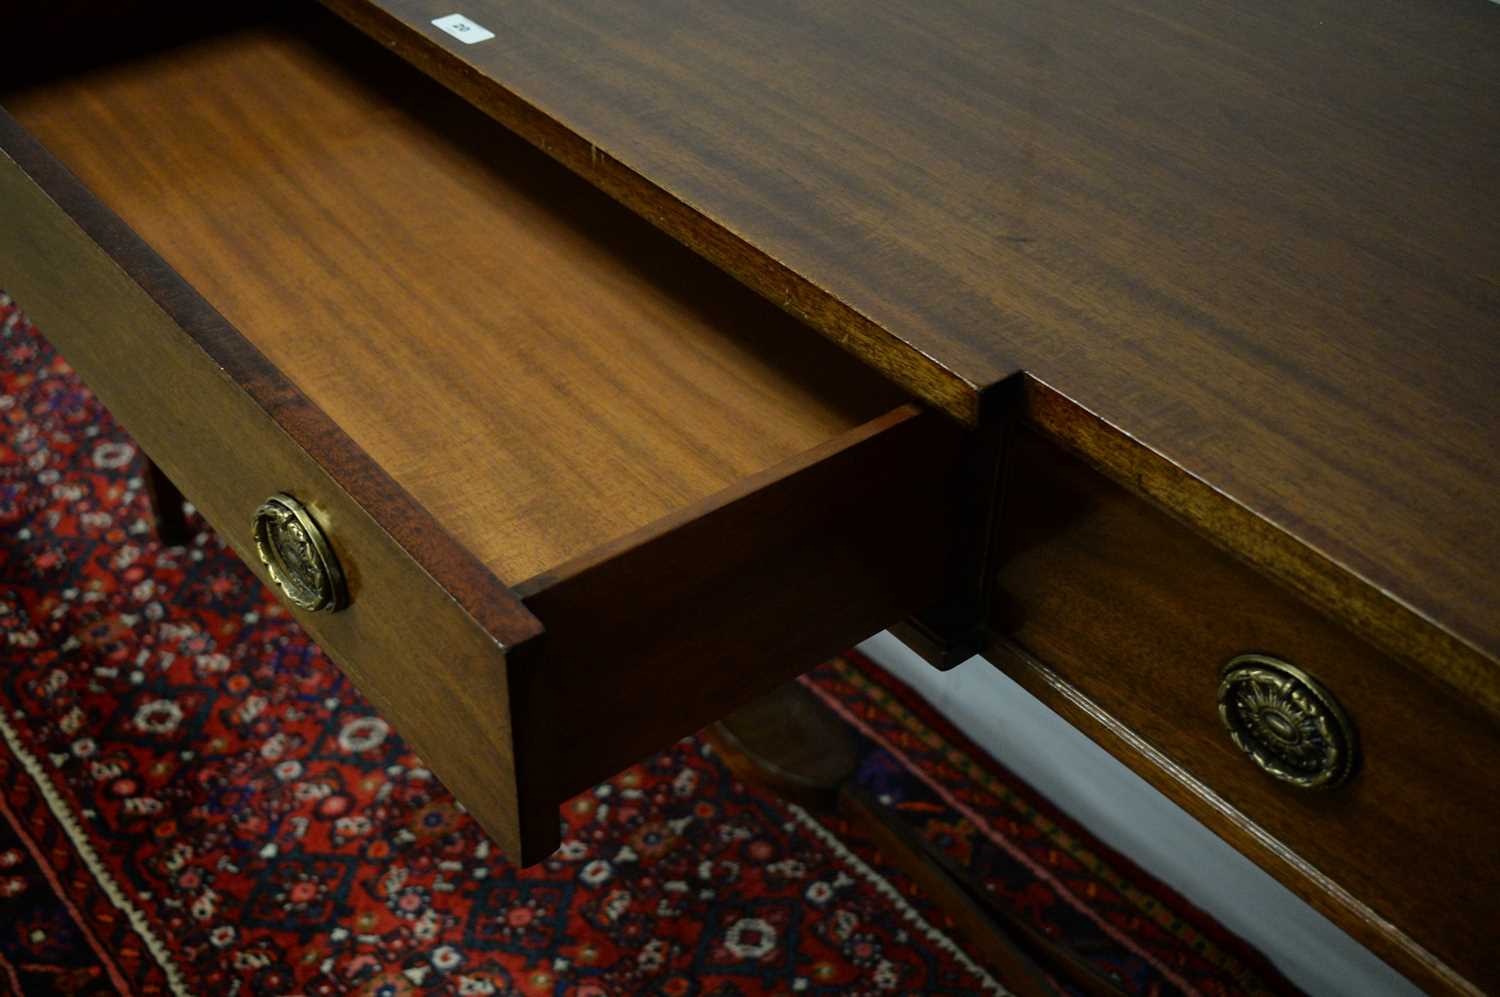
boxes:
[0,8,960,863]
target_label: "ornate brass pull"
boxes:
[252,493,347,613]
[1217,654,1357,789]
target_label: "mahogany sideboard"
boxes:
[3,2,1496,992]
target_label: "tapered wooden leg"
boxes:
[142,457,190,545]
[709,680,1125,997]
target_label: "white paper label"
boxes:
[431,13,496,44]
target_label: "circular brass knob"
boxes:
[252,493,347,612]
[1217,654,1357,789]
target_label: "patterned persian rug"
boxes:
[0,292,1298,996]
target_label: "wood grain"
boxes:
[3,9,904,588]
[515,404,960,834]
[986,639,1478,997]
[2,12,949,863]
[990,429,1499,995]
[320,0,1500,715]
[0,116,544,859]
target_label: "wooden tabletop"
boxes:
[322,0,1500,709]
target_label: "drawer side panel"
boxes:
[518,405,959,822]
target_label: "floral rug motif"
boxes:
[0,292,1297,996]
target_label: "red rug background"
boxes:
[0,292,1298,995]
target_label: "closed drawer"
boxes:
[0,9,959,864]
[989,429,1499,995]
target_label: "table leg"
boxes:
[142,456,190,545]
[708,679,1125,997]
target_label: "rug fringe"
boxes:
[0,709,191,997]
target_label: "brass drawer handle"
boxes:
[252,493,347,613]
[1217,654,1358,789]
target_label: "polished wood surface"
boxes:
[2,7,961,864]
[324,0,1500,715]
[7,1,1496,975]
[991,430,1499,995]
[3,10,903,588]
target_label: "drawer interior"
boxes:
[2,7,906,587]
[1,6,961,865]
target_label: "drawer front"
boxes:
[990,429,1499,995]
[0,119,544,859]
